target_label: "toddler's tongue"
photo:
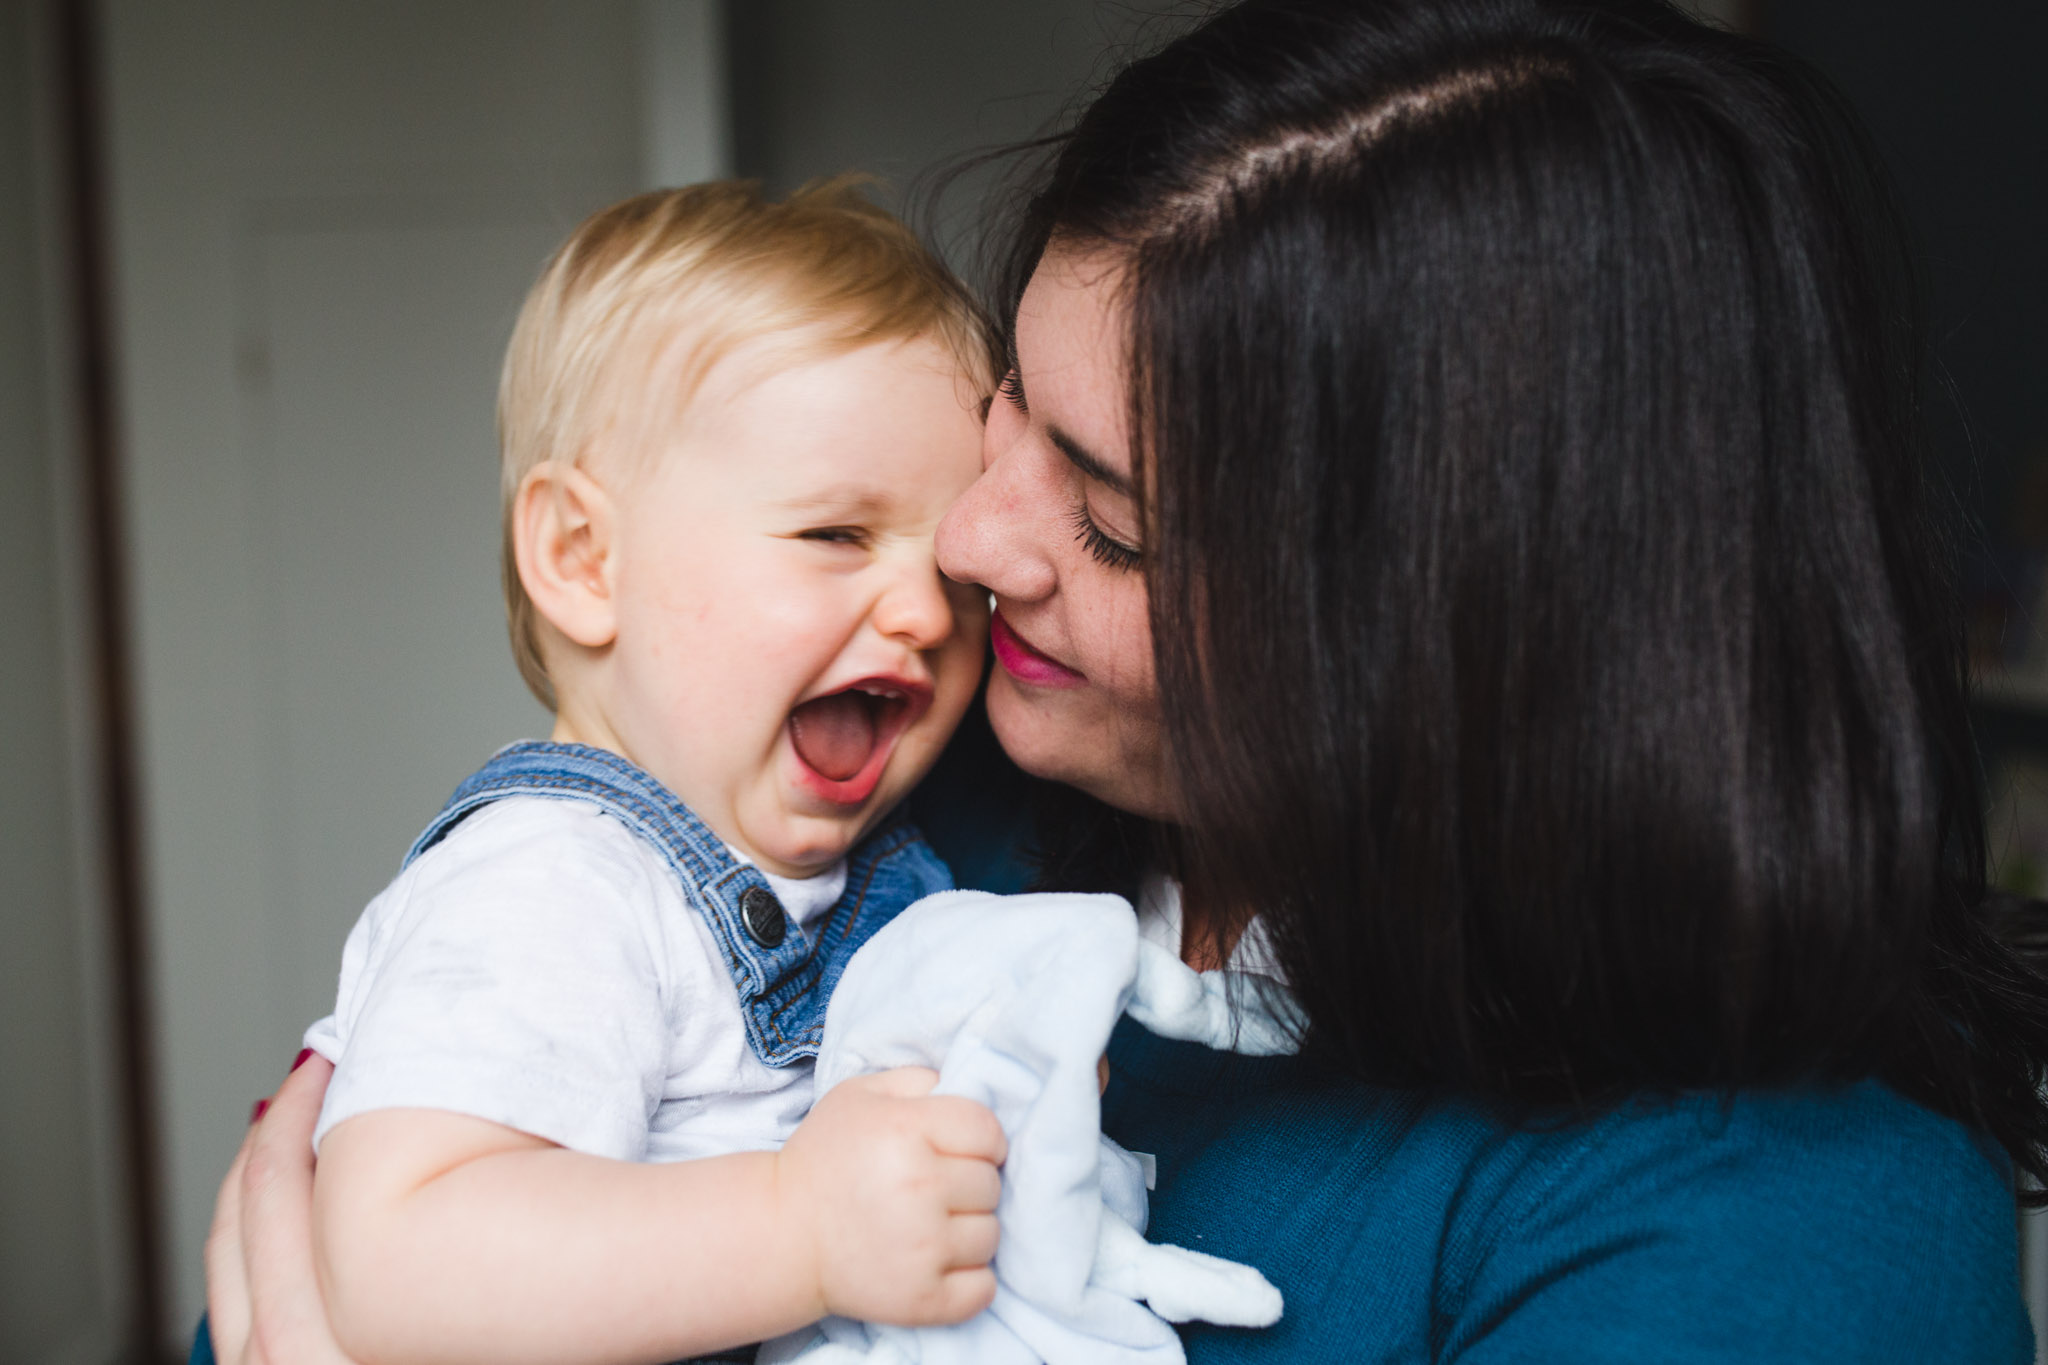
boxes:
[789,693,878,782]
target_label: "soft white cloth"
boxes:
[1128,876,1301,1055]
[303,796,846,1161]
[760,890,1296,1365]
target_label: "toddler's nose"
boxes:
[873,555,957,651]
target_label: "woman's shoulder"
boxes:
[1480,1078,2012,1230]
[1441,1081,2029,1362]
[1108,1029,2030,1364]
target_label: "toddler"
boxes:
[302,180,1003,1365]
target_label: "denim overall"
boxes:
[408,739,954,1067]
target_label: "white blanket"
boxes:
[758,890,1298,1365]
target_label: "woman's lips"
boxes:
[990,610,1086,689]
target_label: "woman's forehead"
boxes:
[1014,249,1135,479]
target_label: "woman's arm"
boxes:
[205,1054,359,1365]
[312,1070,1004,1365]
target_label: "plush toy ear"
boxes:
[512,461,619,649]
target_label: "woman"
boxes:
[209,0,2048,1358]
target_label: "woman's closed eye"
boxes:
[1070,502,1141,572]
[995,365,1136,569]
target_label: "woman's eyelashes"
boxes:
[997,368,1028,413]
[1069,502,1142,572]
[998,366,1138,570]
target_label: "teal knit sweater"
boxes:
[1103,1018,2031,1363]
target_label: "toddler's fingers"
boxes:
[945,1211,1001,1271]
[919,1096,1008,1165]
[935,1265,998,1323]
[863,1065,940,1098]
[939,1153,1001,1214]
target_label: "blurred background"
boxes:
[2,1,2042,1360]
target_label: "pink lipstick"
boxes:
[990,610,1086,688]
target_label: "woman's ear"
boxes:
[513,461,619,649]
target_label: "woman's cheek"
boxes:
[1092,576,1157,704]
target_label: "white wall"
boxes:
[642,0,732,189]
[96,2,674,1341]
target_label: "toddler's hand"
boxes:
[776,1066,1006,1327]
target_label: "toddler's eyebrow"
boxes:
[777,485,893,516]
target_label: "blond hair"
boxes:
[497,177,991,709]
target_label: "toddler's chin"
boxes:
[741,804,866,879]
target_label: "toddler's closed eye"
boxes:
[797,526,870,547]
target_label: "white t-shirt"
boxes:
[303,796,846,1162]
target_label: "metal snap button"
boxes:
[740,884,787,948]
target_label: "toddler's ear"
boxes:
[513,462,619,649]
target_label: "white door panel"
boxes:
[243,209,559,1020]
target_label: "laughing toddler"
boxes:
[300,180,1006,1365]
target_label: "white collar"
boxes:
[1135,873,1286,983]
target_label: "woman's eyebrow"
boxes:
[1048,424,1134,498]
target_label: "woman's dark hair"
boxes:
[1002,0,2048,1183]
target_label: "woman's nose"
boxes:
[936,438,1057,604]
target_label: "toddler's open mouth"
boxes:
[787,677,932,804]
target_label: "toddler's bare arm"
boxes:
[313,1067,1005,1365]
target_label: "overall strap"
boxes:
[408,741,948,1066]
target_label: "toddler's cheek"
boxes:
[942,576,992,633]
